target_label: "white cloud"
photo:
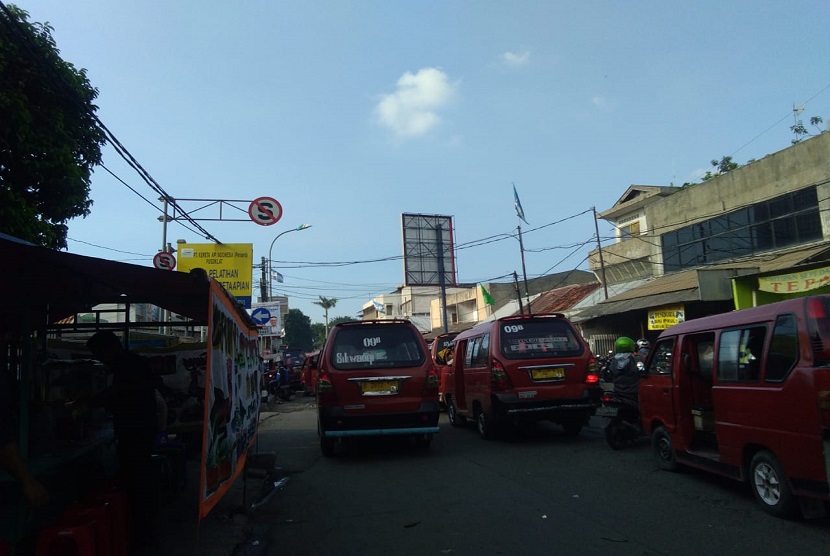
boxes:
[375,68,457,137]
[501,50,531,67]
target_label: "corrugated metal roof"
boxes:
[528,282,601,314]
[571,243,830,322]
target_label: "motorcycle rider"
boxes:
[636,338,650,363]
[609,336,640,404]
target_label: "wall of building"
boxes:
[590,132,830,282]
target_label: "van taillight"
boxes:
[425,366,439,390]
[819,391,830,427]
[318,371,333,394]
[806,297,830,363]
[491,358,512,391]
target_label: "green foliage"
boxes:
[282,309,313,352]
[311,322,326,349]
[0,4,106,248]
[791,116,824,144]
[329,316,355,327]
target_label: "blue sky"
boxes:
[17,1,830,323]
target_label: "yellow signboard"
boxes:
[648,304,686,331]
[177,243,253,307]
[757,266,830,294]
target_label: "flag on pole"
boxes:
[480,284,495,306]
[513,183,529,224]
[373,299,386,314]
[272,271,284,283]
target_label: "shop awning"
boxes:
[571,243,830,323]
[1,234,216,333]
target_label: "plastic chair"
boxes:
[85,488,129,556]
[34,516,97,556]
[62,503,113,556]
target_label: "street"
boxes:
[250,400,830,556]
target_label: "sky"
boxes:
[13,1,830,324]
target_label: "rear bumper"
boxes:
[492,390,600,422]
[319,401,440,437]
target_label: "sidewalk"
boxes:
[150,397,311,556]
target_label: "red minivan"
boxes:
[430,332,459,406]
[316,319,440,456]
[300,349,320,396]
[443,314,601,439]
[640,295,830,518]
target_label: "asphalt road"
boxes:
[248,400,830,556]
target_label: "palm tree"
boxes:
[313,296,338,337]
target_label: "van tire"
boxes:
[414,434,432,450]
[652,426,677,471]
[447,396,466,427]
[750,450,798,518]
[475,407,495,440]
[320,435,335,457]
[561,419,583,436]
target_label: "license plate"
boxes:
[361,380,398,394]
[596,406,618,417]
[531,367,565,380]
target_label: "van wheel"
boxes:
[414,434,432,451]
[447,396,466,427]
[652,426,677,471]
[475,407,495,440]
[750,450,798,518]
[561,420,583,436]
[320,435,335,457]
[318,421,335,457]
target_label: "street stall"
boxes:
[0,234,260,552]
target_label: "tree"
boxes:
[313,296,338,338]
[311,322,326,350]
[791,115,824,144]
[282,309,313,352]
[0,4,106,248]
[701,156,739,182]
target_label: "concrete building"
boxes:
[580,130,830,341]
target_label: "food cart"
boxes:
[0,234,260,552]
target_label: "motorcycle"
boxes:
[265,367,293,402]
[597,350,614,383]
[597,390,647,450]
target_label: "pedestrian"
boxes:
[85,330,162,549]
[0,364,49,508]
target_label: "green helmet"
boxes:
[614,336,636,353]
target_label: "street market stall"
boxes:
[0,234,260,552]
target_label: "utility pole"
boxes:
[592,206,609,300]
[260,257,268,302]
[517,226,532,315]
[513,271,524,315]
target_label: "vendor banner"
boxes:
[200,280,260,518]
[757,266,830,294]
[648,304,686,331]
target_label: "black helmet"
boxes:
[636,338,650,349]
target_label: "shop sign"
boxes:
[177,243,253,308]
[648,304,686,331]
[757,266,830,293]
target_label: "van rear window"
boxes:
[331,326,425,370]
[499,320,583,359]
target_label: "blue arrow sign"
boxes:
[251,307,271,325]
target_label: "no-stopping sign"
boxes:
[153,251,176,270]
[248,197,283,226]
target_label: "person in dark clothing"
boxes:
[1,371,49,507]
[85,331,161,548]
[609,336,640,403]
